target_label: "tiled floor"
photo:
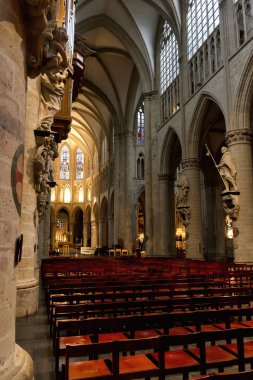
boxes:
[16,287,55,380]
[15,287,245,380]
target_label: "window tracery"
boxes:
[187,0,219,59]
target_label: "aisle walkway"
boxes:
[16,286,55,380]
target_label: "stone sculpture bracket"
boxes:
[176,206,191,227]
[221,191,240,222]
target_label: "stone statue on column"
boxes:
[206,144,240,236]
[34,134,58,219]
[216,146,238,193]
[175,171,190,226]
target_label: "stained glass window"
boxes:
[137,102,144,145]
[76,148,84,179]
[60,145,70,180]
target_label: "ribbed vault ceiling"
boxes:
[68,0,181,162]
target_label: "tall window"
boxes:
[136,102,144,145]
[187,0,220,59]
[76,148,84,179]
[137,153,145,179]
[160,20,179,94]
[60,145,70,180]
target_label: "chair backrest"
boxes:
[193,369,253,379]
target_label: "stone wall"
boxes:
[0,0,33,378]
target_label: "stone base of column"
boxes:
[0,344,34,380]
[16,279,39,317]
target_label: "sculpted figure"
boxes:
[24,0,54,75]
[37,25,70,130]
[217,147,238,193]
[34,134,58,190]
[176,172,189,207]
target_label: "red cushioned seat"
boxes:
[98,332,128,342]
[187,325,224,332]
[134,329,160,338]
[151,349,200,370]
[188,345,238,366]
[221,341,253,359]
[119,354,159,374]
[214,321,247,329]
[60,335,92,350]
[68,359,112,379]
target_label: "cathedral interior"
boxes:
[2,0,253,378]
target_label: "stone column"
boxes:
[108,213,114,248]
[91,220,98,247]
[17,77,40,318]
[143,91,158,255]
[113,132,123,247]
[123,131,136,252]
[225,129,253,262]
[83,221,89,246]
[158,174,177,257]
[181,159,205,260]
[0,1,33,378]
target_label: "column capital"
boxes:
[143,90,158,101]
[158,173,175,182]
[225,129,253,146]
[181,158,200,170]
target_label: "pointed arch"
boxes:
[187,92,225,158]
[160,127,182,174]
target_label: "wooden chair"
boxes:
[192,369,253,379]
[64,338,160,380]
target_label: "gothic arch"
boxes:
[187,92,225,158]
[100,196,108,219]
[160,127,181,175]
[234,51,253,130]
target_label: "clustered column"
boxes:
[181,158,205,260]
[158,174,176,257]
[225,129,253,262]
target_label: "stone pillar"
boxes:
[108,213,114,248]
[0,1,33,378]
[123,131,136,252]
[17,77,40,318]
[91,220,98,247]
[181,159,205,260]
[143,91,158,255]
[225,129,253,262]
[158,174,177,257]
[113,132,123,247]
[83,221,89,246]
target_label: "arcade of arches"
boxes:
[2,0,253,378]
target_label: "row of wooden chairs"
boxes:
[63,327,253,380]
[54,305,253,374]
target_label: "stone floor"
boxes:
[15,287,246,380]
